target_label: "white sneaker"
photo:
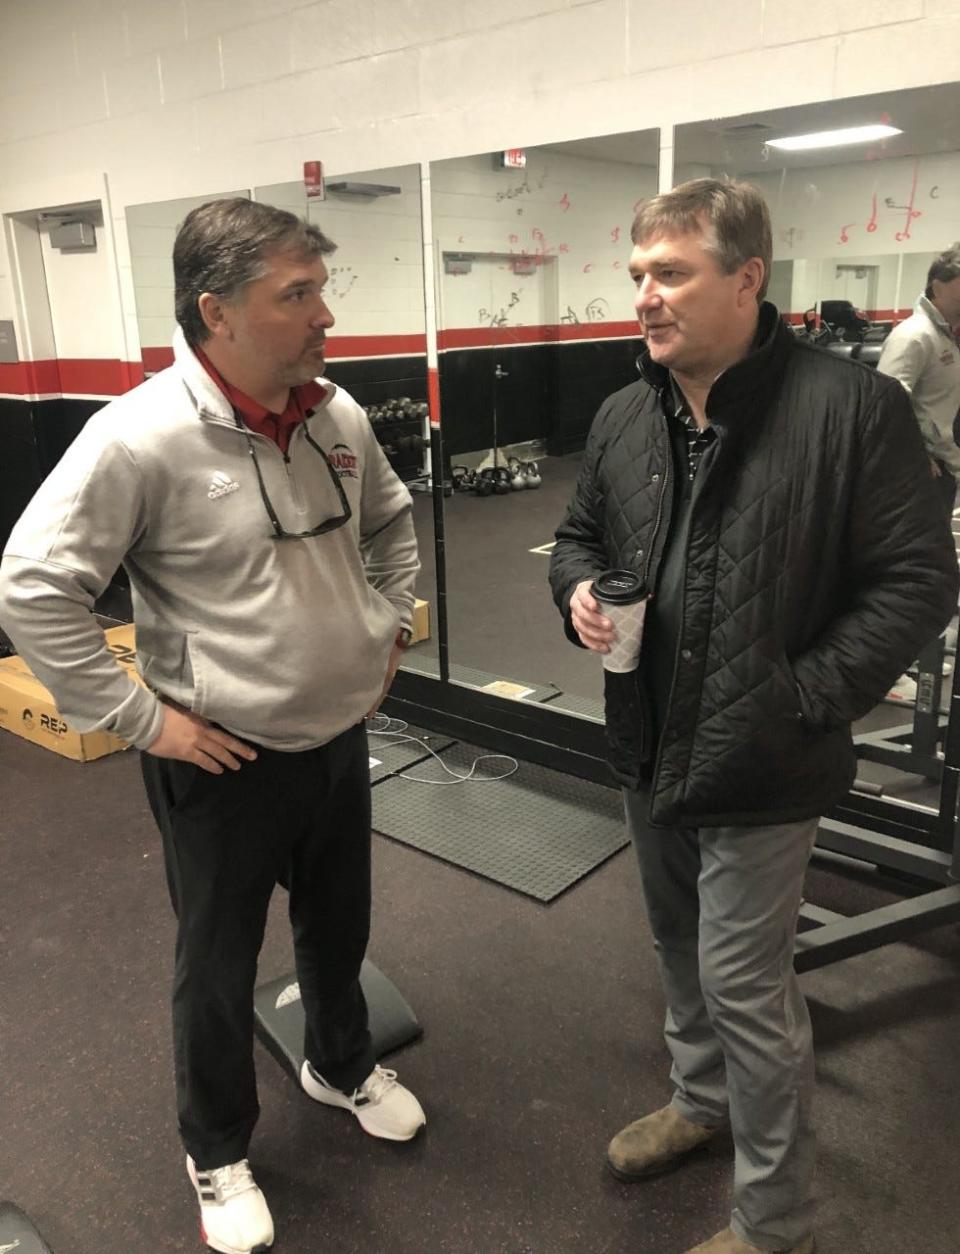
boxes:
[300,1061,426,1141]
[885,673,917,704]
[186,1156,274,1254]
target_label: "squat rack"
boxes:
[794,648,960,971]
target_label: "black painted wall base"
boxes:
[1,396,104,553]
[437,337,642,457]
[327,355,428,409]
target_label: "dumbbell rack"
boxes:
[366,397,430,484]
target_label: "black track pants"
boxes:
[141,722,375,1168]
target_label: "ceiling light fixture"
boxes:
[766,124,902,151]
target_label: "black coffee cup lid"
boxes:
[591,569,646,604]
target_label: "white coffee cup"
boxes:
[591,569,649,673]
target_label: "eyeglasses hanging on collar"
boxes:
[233,412,352,540]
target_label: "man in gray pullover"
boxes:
[0,199,424,1254]
[877,243,960,705]
[878,243,960,518]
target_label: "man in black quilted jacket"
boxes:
[549,178,958,1254]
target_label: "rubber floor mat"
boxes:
[372,741,626,901]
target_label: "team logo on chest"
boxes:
[329,443,359,478]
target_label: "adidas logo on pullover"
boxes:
[208,470,240,499]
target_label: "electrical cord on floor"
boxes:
[366,714,519,784]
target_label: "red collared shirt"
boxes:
[196,348,327,455]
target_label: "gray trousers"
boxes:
[623,790,818,1250]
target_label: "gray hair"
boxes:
[631,177,772,303]
[173,198,336,346]
[926,243,960,299]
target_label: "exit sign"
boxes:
[500,149,526,169]
[303,160,325,199]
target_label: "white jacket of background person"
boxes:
[877,293,960,480]
[0,328,419,752]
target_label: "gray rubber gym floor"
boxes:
[3,732,960,1254]
[3,459,958,1252]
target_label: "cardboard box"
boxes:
[0,623,141,763]
[410,598,430,645]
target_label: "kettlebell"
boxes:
[522,460,542,489]
[473,469,495,497]
[507,457,525,491]
[482,466,511,495]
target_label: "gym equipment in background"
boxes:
[796,304,890,356]
[522,460,542,488]
[254,961,422,1083]
[451,466,493,496]
[491,362,508,480]
[364,397,429,482]
[443,363,546,498]
[0,1201,55,1252]
[820,299,871,343]
[480,466,512,495]
[823,341,883,366]
[854,634,951,795]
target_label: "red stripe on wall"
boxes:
[437,321,641,350]
[0,358,141,397]
[58,359,144,394]
[557,320,641,343]
[326,333,427,357]
[0,360,62,393]
[0,306,918,400]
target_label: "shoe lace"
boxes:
[206,1159,256,1201]
[358,1065,398,1104]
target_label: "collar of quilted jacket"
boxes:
[634,301,789,428]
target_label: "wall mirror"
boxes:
[427,129,660,717]
[675,81,960,820]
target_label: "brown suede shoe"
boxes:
[684,1227,815,1253]
[607,1105,719,1181]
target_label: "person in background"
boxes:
[878,243,960,515]
[550,178,957,1254]
[876,244,960,704]
[0,199,425,1254]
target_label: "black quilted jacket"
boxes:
[550,304,959,827]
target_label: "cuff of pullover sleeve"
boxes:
[115,684,165,749]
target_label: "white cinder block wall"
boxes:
[1,0,959,365]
